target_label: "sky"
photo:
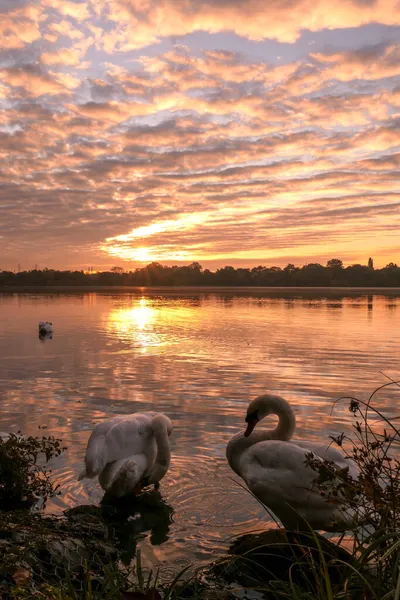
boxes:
[0,0,399,271]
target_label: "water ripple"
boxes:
[1,290,399,570]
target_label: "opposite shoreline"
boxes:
[1,285,400,294]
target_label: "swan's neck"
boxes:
[269,399,296,441]
[147,420,171,484]
[226,396,296,475]
[226,430,269,475]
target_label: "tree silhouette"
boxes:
[326,258,343,270]
[1,258,400,287]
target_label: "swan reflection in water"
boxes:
[39,331,53,342]
[103,488,174,563]
[66,489,174,565]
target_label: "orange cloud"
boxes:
[312,44,400,82]
[44,0,92,21]
[0,65,68,97]
[0,5,42,50]
[48,19,86,40]
[99,0,400,49]
[41,47,86,67]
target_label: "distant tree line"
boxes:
[1,258,400,287]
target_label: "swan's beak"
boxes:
[244,418,257,437]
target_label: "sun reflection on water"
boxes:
[123,298,154,330]
[106,298,164,350]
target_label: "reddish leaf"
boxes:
[12,568,31,587]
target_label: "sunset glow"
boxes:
[0,0,399,270]
[110,298,155,331]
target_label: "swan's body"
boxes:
[226,394,359,531]
[78,412,172,497]
[38,321,53,334]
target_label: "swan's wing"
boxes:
[98,454,148,497]
[82,413,155,477]
[87,412,157,439]
[292,441,359,479]
[87,415,132,439]
[239,441,346,529]
[104,415,156,459]
[240,440,320,498]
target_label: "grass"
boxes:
[0,381,399,599]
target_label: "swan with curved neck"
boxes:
[227,393,359,531]
[78,412,172,498]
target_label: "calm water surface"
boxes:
[0,290,399,573]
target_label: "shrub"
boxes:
[0,433,66,510]
[302,379,400,599]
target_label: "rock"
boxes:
[47,538,90,568]
[11,529,30,544]
[212,528,354,589]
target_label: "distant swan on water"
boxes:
[226,393,360,531]
[38,321,53,335]
[78,412,172,498]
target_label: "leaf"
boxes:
[12,567,31,587]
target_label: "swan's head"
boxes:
[244,393,294,437]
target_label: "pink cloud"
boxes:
[312,44,400,82]
[44,0,92,21]
[0,5,42,49]
[41,47,86,66]
[0,65,69,97]
[100,0,400,48]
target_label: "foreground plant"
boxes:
[292,379,400,598]
[0,432,66,510]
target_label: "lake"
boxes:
[0,289,399,574]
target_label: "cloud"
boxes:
[0,64,70,97]
[44,0,92,21]
[0,1,399,270]
[41,47,86,67]
[312,43,400,82]
[98,0,400,50]
[0,5,42,50]
[47,19,86,41]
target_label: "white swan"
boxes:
[38,321,53,334]
[226,394,360,531]
[78,412,172,498]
